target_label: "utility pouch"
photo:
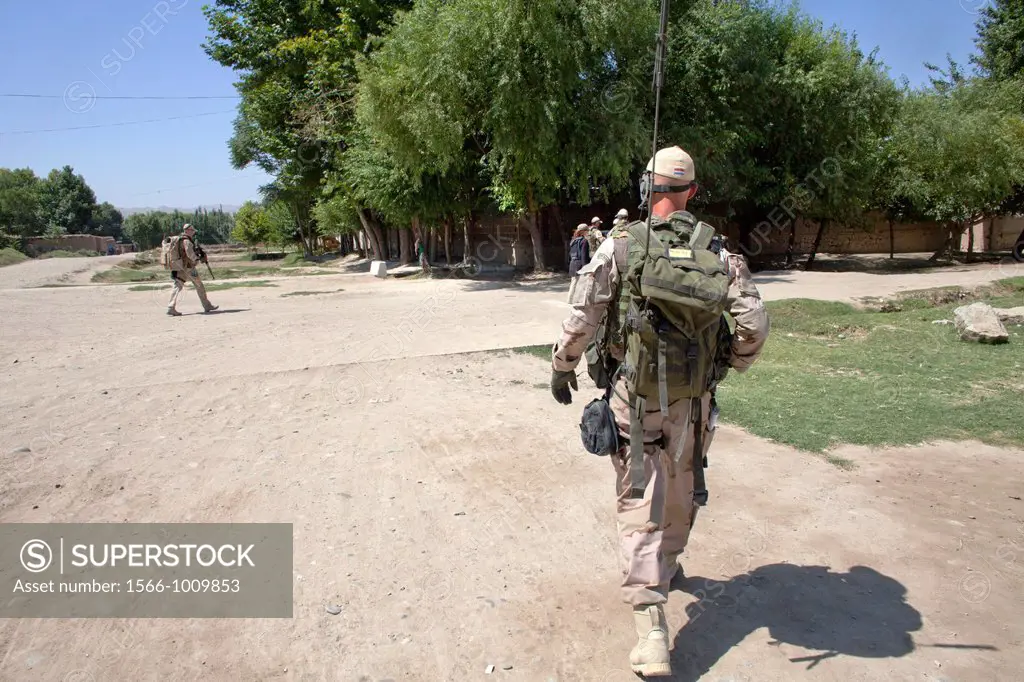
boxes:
[579,392,620,456]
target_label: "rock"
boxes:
[9,446,30,454]
[993,306,1024,325]
[370,260,387,278]
[325,604,343,615]
[931,319,953,325]
[485,665,495,674]
[953,303,1010,344]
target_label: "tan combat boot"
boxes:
[629,604,671,677]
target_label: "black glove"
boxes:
[551,369,578,405]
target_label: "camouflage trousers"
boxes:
[609,380,715,606]
[167,269,213,312]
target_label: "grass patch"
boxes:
[127,284,172,292]
[91,267,161,283]
[36,249,99,259]
[716,277,1024,453]
[0,248,28,267]
[128,280,277,292]
[281,288,345,297]
[206,280,277,291]
[508,344,551,361]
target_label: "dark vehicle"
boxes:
[1014,227,1024,262]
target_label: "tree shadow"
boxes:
[666,564,939,681]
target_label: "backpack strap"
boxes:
[691,396,708,507]
[627,392,647,499]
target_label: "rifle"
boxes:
[194,243,215,280]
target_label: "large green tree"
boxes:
[973,0,1024,83]
[38,166,97,236]
[659,0,898,265]
[880,79,1024,259]
[203,0,411,256]
[0,168,45,240]
[356,0,654,271]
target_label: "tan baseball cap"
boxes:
[646,146,695,185]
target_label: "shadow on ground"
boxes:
[665,564,942,681]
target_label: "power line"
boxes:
[1,93,241,100]
[0,110,237,135]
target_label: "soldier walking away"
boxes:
[568,224,591,277]
[587,216,605,253]
[162,224,218,316]
[549,146,770,677]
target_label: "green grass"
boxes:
[0,247,28,267]
[508,344,551,361]
[91,268,162,283]
[93,263,334,284]
[506,280,1024,456]
[281,288,345,297]
[716,278,1024,453]
[36,249,99,259]
[128,280,278,292]
[206,280,277,291]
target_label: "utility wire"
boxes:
[0,110,237,136]
[1,93,241,100]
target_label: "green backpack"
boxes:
[590,214,732,503]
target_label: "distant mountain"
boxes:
[117,204,242,216]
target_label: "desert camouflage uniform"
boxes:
[167,236,215,313]
[586,226,605,254]
[552,210,770,606]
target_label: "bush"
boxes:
[0,247,29,267]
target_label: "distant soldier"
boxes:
[587,216,605,253]
[568,224,591,277]
[162,224,218,316]
[612,208,629,228]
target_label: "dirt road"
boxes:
[0,254,134,290]
[1,261,1022,681]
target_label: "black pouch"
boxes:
[579,393,620,456]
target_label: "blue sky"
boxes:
[0,0,988,211]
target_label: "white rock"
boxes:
[370,260,387,278]
[953,302,1009,344]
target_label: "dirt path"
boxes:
[0,254,135,290]
[1,262,1022,681]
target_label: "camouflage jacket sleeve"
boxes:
[182,239,198,269]
[723,249,770,372]
[552,237,620,372]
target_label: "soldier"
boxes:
[165,224,218,316]
[549,146,770,677]
[587,216,605,253]
[612,208,629,228]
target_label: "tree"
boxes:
[88,202,124,239]
[973,0,1024,83]
[659,0,898,266]
[231,201,271,249]
[37,166,97,235]
[883,79,1024,259]
[203,0,412,256]
[0,168,45,240]
[355,0,654,271]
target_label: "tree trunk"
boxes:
[356,209,384,261]
[888,219,895,259]
[804,218,827,271]
[524,187,545,272]
[550,204,569,268]
[429,227,438,264]
[785,215,799,267]
[463,212,472,262]
[967,218,976,262]
[443,218,452,265]
[400,223,413,265]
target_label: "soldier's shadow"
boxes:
[667,564,927,681]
